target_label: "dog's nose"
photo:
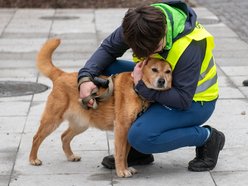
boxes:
[158,78,165,87]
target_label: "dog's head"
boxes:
[142,58,172,90]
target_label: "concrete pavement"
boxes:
[0,4,248,186]
[193,0,248,44]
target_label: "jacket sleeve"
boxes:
[78,26,129,81]
[135,39,207,110]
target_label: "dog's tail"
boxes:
[36,38,64,81]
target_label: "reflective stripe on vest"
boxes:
[199,57,214,81]
[195,55,218,95]
[196,73,217,94]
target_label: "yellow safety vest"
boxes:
[133,22,219,102]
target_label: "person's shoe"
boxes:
[188,125,225,172]
[243,80,248,86]
[101,147,154,169]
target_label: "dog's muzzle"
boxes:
[157,78,167,88]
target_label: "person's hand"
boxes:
[79,81,97,107]
[131,59,148,85]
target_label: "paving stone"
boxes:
[222,128,248,149]
[14,149,110,175]
[0,9,15,36]
[0,38,47,53]
[216,58,248,67]
[0,117,26,133]
[204,23,238,38]
[221,66,248,76]
[193,7,218,19]
[240,87,248,98]
[217,76,233,87]
[194,0,248,45]
[49,32,97,40]
[95,9,126,33]
[214,49,248,58]
[219,87,245,99]
[0,60,36,68]
[0,95,33,102]
[0,102,30,116]
[52,38,98,53]
[21,127,108,151]
[45,59,86,68]
[214,38,248,51]
[0,52,37,60]
[212,171,248,186]
[9,173,112,186]
[115,170,214,186]
[0,151,16,175]
[115,149,215,186]
[209,111,248,130]
[0,77,36,82]
[5,9,54,35]
[214,99,248,117]
[0,133,21,177]
[214,148,248,172]
[27,101,46,116]
[229,76,248,87]
[51,9,96,35]
[32,90,51,102]
[0,175,10,186]
[0,68,38,78]
[52,51,92,61]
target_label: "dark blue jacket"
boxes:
[78,1,207,110]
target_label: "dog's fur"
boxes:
[29,38,172,177]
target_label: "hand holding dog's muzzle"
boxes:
[78,76,114,110]
[79,87,99,110]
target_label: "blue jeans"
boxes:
[103,60,216,154]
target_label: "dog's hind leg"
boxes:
[29,115,63,166]
[61,123,88,162]
[29,98,66,166]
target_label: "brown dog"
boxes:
[29,38,172,177]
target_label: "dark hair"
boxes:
[122,5,166,58]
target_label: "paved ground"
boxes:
[0,2,248,186]
[193,0,248,44]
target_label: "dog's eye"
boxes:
[165,70,171,74]
[152,68,158,73]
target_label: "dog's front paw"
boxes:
[67,155,81,162]
[116,167,137,178]
[30,158,42,166]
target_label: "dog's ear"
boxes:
[143,57,149,66]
